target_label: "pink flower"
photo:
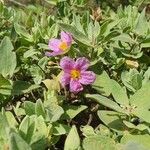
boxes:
[60,57,96,93]
[46,31,72,56]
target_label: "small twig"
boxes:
[31,91,37,101]
[64,87,68,98]
[87,114,93,125]
[7,0,26,7]
[91,104,99,112]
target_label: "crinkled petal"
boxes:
[79,71,96,85]
[61,72,71,86]
[48,39,61,52]
[70,79,83,93]
[60,57,74,72]
[74,57,90,71]
[61,31,72,46]
[45,51,63,57]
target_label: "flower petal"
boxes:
[79,71,96,85]
[70,79,83,93]
[60,57,74,72]
[61,72,71,86]
[48,39,61,52]
[74,57,90,71]
[61,31,72,46]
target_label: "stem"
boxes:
[7,0,26,7]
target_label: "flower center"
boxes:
[71,69,80,79]
[59,41,68,51]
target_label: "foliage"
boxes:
[0,0,150,149]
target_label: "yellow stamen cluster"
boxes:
[71,69,81,79]
[59,41,68,51]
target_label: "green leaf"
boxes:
[46,105,64,123]
[29,116,49,150]
[83,134,117,150]
[53,123,70,135]
[23,48,39,58]
[73,14,85,34]
[123,141,148,150]
[9,132,32,150]
[133,0,146,6]
[42,78,60,92]
[59,23,92,47]
[133,109,150,124]
[86,94,124,113]
[121,69,142,92]
[14,23,33,42]
[24,101,35,116]
[34,116,49,138]
[19,116,35,144]
[113,33,137,44]
[97,110,126,132]
[61,105,87,120]
[100,19,119,36]
[111,80,129,106]
[141,38,150,48]
[130,83,150,108]
[87,21,100,44]
[123,120,148,131]
[0,75,10,87]
[0,110,10,140]
[130,83,150,123]
[64,125,80,150]
[121,134,150,150]
[31,137,47,150]
[81,125,96,137]
[30,65,44,84]
[143,67,150,84]
[92,71,112,96]
[135,8,148,35]
[0,74,11,95]
[19,115,49,147]
[11,81,40,95]
[35,99,46,118]
[0,36,16,77]
[6,111,18,129]
[38,43,49,50]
